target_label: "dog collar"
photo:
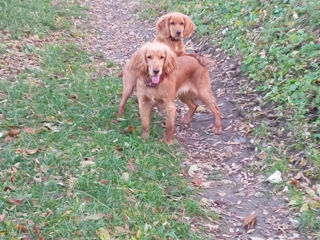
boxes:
[144,75,164,88]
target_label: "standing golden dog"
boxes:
[121,42,222,144]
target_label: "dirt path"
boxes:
[86,1,304,239]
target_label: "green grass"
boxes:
[0,1,207,239]
[0,0,84,38]
[0,41,202,239]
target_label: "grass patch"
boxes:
[0,41,201,239]
[0,0,84,38]
[0,1,206,238]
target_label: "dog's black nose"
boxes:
[153,69,159,74]
[176,31,181,35]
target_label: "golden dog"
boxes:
[120,42,222,144]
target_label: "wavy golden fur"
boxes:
[119,42,222,144]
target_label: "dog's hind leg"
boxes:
[178,92,198,125]
[197,88,222,135]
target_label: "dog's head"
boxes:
[129,42,178,83]
[156,12,195,40]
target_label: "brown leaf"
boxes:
[16,148,39,155]
[33,226,43,240]
[0,114,4,121]
[16,224,28,232]
[127,126,136,133]
[8,129,20,137]
[23,126,36,135]
[242,211,256,230]
[100,179,108,185]
[9,198,25,206]
[192,178,203,187]
[115,226,134,234]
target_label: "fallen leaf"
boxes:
[267,170,282,183]
[128,126,136,133]
[33,226,43,240]
[121,172,129,182]
[136,229,142,238]
[100,179,108,185]
[0,114,4,121]
[242,211,256,230]
[0,214,4,222]
[9,198,25,206]
[192,178,203,187]
[16,224,28,232]
[96,228,111,240]
[79,213,111,221]
[8,129,20,137]
[197,105,207,112]
[188,164,198,177]
[16,148,39,155]
[23,126,36,135]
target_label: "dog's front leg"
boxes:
[138,96,151,140]
[164,101,176,144]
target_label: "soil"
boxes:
[85,0,307,239]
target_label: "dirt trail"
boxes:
[86,0,304,239]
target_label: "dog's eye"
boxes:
[147,56,152,59]
[160,56,165,59]
[170,22,174,25]
[180,22,184,25]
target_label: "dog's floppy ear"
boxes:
[183,15,195,37]
[156,14,170,37]
[164,48,178,76]
[128,47,147,76]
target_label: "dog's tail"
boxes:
[186,52,215,68]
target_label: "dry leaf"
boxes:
[192,178,203,187]
[0,114,4,121]
[96,228,111,240]
[197,105,207,112]
[16,148,39,155]
[33,226,43,240]
[242,211,257,230]
[79,213,111,221]
[23,126,36,135]
[8,129,20,137]
[188,164,198,177]
[136,229,142,238]
[16,224,28,232]
[127,126,136,133]
[9,198,25,206]
[121,172,129,182]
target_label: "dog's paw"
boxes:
[180,116,191,125]
[213,126,222,135]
